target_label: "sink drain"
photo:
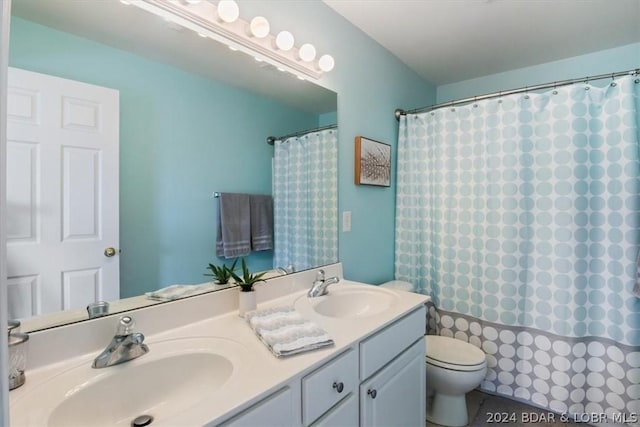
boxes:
[131,414,154,427]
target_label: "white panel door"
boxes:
[6,67,119,319]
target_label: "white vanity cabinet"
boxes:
[218,386,299,427]
[217,305,427,427]
[303,306,426,426]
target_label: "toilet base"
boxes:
[426,392,468,427]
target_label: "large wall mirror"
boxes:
[7,0,338,332]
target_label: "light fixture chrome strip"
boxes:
[131,0,322,80]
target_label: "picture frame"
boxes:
[355,136,391,187]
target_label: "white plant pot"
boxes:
[238,290,257,317]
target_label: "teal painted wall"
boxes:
[318,111,337,127]
[9,17,320,297]
[437,43,640,103]
[239,1,437,284]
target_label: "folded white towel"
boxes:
[145,283,214,301]
[246,306,334,357]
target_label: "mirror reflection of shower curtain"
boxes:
[395,76,639,421]
[273,128,338,271]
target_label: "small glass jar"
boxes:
[9,333,29,390]
[87,301,110,319]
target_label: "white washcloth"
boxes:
[145,283,214,301]
[245,306,334,357]
[634,250,640,297]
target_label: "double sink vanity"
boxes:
[9,264,429,426]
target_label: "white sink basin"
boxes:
[296,283,399,318]
[11,337,247,427]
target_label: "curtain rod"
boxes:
[395,68,640,120]
[266,123,337,145]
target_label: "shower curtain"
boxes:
[396,76,639,424]
[273,128,338,271]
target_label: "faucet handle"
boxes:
[315,270,325,281]
[116,316,136,335]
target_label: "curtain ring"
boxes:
[610,73,617,87]
[552,82,558,95]
[473,96,478,108]
[524,86,530,100]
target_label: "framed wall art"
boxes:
[355,136,391,187]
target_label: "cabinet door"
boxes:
[311,394,358,427]
[359,306,425,380]
[219,386,296,427]
[360,339,425,427]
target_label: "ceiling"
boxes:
[324,0,640,86]
[11,0,640,95]
[10,0,337,115]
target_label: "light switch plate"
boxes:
[343,211,351,232]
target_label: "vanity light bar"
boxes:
[130,0,325,80]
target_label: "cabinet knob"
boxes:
[367,389,377,399]
[332,381,344,393]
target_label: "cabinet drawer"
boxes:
[302,348,358,425]
[310,394,358,427]
[359,306,425,380]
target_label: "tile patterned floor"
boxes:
[427,390,586,427]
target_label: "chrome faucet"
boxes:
[307,269,340,297]
[92,316,149,369]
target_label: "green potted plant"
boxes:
[204,258,238,285]
[231,258,267,316]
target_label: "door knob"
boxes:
[104,247,118,257]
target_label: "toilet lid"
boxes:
[425,335,486,368]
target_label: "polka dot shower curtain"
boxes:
[395,76,639,423]
[273,128,338,271]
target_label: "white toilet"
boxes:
[424,335,487,426]
[381,280,487,427]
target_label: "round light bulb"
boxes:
[318,54,335,72]
[185,0,202,4]
[217,1,239,23]
[249,16,270,38]
[275,31,295,51]
[298,43,316,62]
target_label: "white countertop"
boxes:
[9,268,429,427]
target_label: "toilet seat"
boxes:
[425,335,486,372]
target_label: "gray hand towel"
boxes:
[216,193,251,258]
[250,194,274,251]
